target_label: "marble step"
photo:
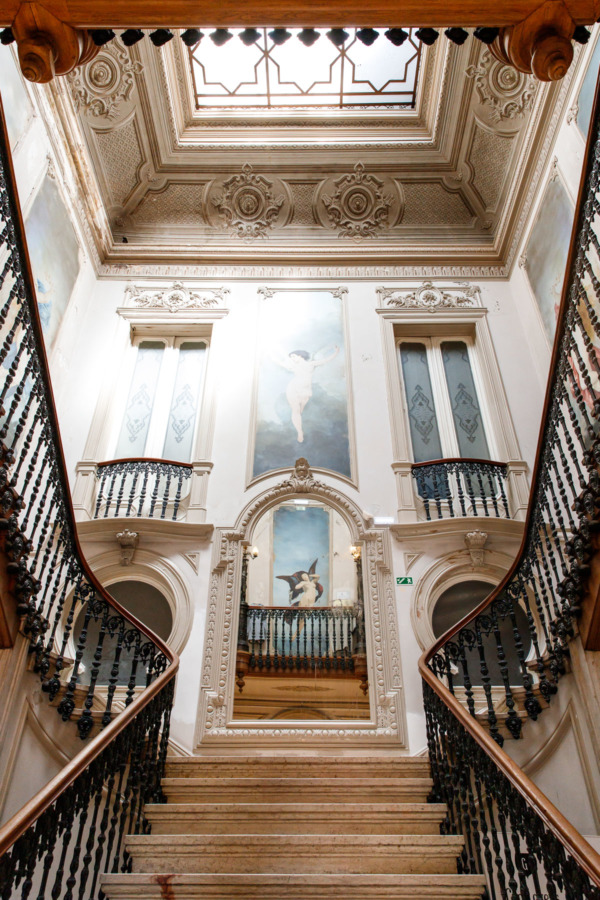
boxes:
[164,756,431,780]
[101,873,487,900]
[145,802,447,835]
[161,777,433,804]
[125,833,465,875]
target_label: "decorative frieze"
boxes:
[124,282,229,312]
[68,41,143,119]
[210,164,287,239]
[318,163,402,238]
[377,281,482,311]
[466,49,536,124]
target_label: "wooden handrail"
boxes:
[411,457,508,469]
[0,94,179,857]
[419,57,600,889]
[0,0,599,28]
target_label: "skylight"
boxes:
[190,28,422,111]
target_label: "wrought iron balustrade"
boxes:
[0,99,177,898]
[412,458,510,521]
[245,605,358,673]
[419,71,600,898]
[94,458,192,521]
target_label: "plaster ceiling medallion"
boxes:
[466,49,536,123]
[124,282,229,311]
[209,164,287,239]
[377,281,482,310]
[319,163,401,238]
[68,41,143,119]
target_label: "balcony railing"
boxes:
[93,458,192,521]
[246,605,357,671]
[412,458,511,521]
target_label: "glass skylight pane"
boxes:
[191,28,421,111]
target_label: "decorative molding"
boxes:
[97,263,508,279]
[195,462,407,747]
[377,281,482,312]
[321,163,399,238]
[115,528,138,566]
[466,49,536,124]
[211,164,286,239]
[518,252,528,268]
[567,102,579,125]
[465,529,488,568]
[67,40,143,119]
[123,281,229,312]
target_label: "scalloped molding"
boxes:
[194,461,407,748]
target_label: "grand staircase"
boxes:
[100,756,486,899]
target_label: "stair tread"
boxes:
[100,872,486,899]
[162,777,432,785]
[146,802,447,812]
[128,834,464,846]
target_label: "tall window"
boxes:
[398,337,492,462]
[114,338,207,463]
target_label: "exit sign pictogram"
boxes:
[396,577,413,585]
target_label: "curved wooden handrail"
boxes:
[419,61,600,888]
[411,457,508,469]
[0,95,179,857]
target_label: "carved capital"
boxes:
[490,0,575,82]
[12,2,99,84]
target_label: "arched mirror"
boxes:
[234,498,370,721]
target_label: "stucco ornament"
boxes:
[212,164,285,239]
[322,163,394,238]
[377,281,481,311]
[124,282,229,311]
[68,41,143,118]
[466,50,535,123]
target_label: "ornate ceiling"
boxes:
[46,32,578,272]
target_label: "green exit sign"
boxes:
[396,577,413,586]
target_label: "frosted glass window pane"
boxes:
[399,343,443,462]
[162,342,207,462]
[115,342,164,458]
[441,341,490,458]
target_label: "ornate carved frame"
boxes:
[194,460,407,748]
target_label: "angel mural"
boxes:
[270,346,339,444]
[276,558,324,607]
[252,289,351,479]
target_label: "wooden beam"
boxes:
[0,0,599,28]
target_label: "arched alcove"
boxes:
[195,459,406,749]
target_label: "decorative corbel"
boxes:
[116,528,138,566]
[11,2,98,84]
[465,529,488,568]
[490,0,575,82]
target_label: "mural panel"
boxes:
[523,176,574,343]
[273,504,330,607]
[25,175,81,349]
[252,288,351,479]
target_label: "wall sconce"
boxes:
[350,545,361,561]
[246,546,259,559]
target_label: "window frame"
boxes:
[376,289,530,523]
[397,333,498,463]
[110,333,210,463]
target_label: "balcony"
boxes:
[392,457,529,525]
[72,458,213,526]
